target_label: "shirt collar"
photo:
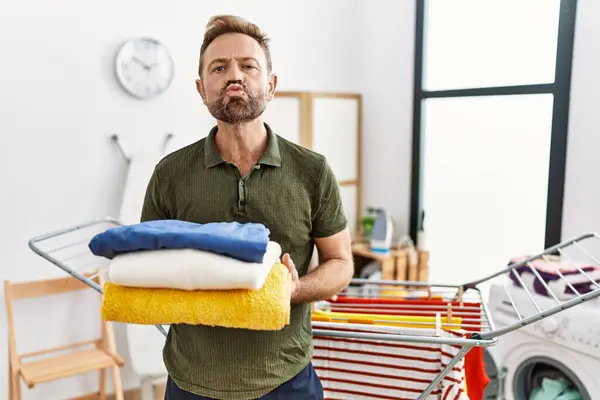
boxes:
[204,123,282,168]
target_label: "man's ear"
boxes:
[266,73,278,101]
[196,79,208,105]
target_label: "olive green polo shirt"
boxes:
[140,123,347,399]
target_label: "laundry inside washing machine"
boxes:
[512,357,589,400]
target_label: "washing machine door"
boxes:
[506,355,591,400]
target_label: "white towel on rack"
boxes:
[118,152,162,225]
[125,324,169,379]
[311,322,469,400]
[107,241,282,290]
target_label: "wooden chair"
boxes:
[4,272,125,400]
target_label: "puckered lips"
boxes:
[226,84,245,97]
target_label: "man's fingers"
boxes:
[283,253,293,267]
[282,253,298,279]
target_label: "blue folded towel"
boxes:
[88,220,270,263]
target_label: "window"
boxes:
[410,0,577,286]
[423,0,562,91]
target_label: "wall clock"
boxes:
[115,37,174,100]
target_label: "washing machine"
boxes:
[484,281,600,399]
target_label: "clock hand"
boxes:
[132,56,151,70]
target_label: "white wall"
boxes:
[0,0,362,398]
[1,0,599,398]
[359,1,416,235]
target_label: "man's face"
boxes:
[197,33,277,125]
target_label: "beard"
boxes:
[207,84,268,124]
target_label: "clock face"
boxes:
[115,38,174,100]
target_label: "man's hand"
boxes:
[282,253,300,302]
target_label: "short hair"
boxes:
[198,15,272,77]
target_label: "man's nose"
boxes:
[226,63,244,82]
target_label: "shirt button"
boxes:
[239,181,244,186]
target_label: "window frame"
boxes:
[409,0,578,249]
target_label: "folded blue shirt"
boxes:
[88,220,270,263]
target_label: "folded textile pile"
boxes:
[89,220,291,330]
[508,255,600,300]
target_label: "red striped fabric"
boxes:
[324,296,489,399]
[312,322,469,400]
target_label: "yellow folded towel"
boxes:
[101,263,291,330]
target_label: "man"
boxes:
[141,14,354,400]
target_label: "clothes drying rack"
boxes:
[27,217,600,400]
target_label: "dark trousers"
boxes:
[164,363,324,400]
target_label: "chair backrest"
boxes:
[5,273,99,300]
[4,272,106,359]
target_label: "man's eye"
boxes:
[243,65,256,70]
[214,66,225,72]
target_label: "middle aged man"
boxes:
[141,14,354,400]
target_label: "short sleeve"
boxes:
[140,166,170,222]
[311,157,348,238]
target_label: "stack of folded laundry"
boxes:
[88,219,292,331]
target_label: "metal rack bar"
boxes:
[28,217,168,338]
[311,327,492,347]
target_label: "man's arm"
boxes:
[287,228,353,304]
[140,165,170,222]
[284,157,354,304]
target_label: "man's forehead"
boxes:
[205,33,264,61]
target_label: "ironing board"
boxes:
[114,133,175,399]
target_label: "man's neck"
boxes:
[214,119,268,167]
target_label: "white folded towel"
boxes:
[107,241,282,290]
